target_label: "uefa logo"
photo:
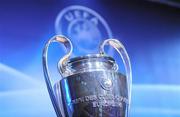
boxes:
[55,5,112,55]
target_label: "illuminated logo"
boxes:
[55,5,112,54]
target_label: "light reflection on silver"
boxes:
[43,36,131,117]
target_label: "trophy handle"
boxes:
[42,35,73,117]
[99,39,132,114]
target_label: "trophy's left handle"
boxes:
[42,35,73,117]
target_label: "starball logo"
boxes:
[55,5,112,54]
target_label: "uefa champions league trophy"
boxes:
[43,35,132,117]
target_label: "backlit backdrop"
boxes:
[0,0,180,117]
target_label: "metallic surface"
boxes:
[43,36,132,117]
[54,55,128,117]
[59,54,118,77]
[43,35,73,117]
[55,71,128,117]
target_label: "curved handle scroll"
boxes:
[42,35,73,117]
[99,39,132,112]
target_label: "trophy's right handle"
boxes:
[42,35,73,117]
[99,39,132,116]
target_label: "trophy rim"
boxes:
[68,54,115,63]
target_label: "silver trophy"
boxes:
[43,35,132,117]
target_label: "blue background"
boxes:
[0,0,180,117]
